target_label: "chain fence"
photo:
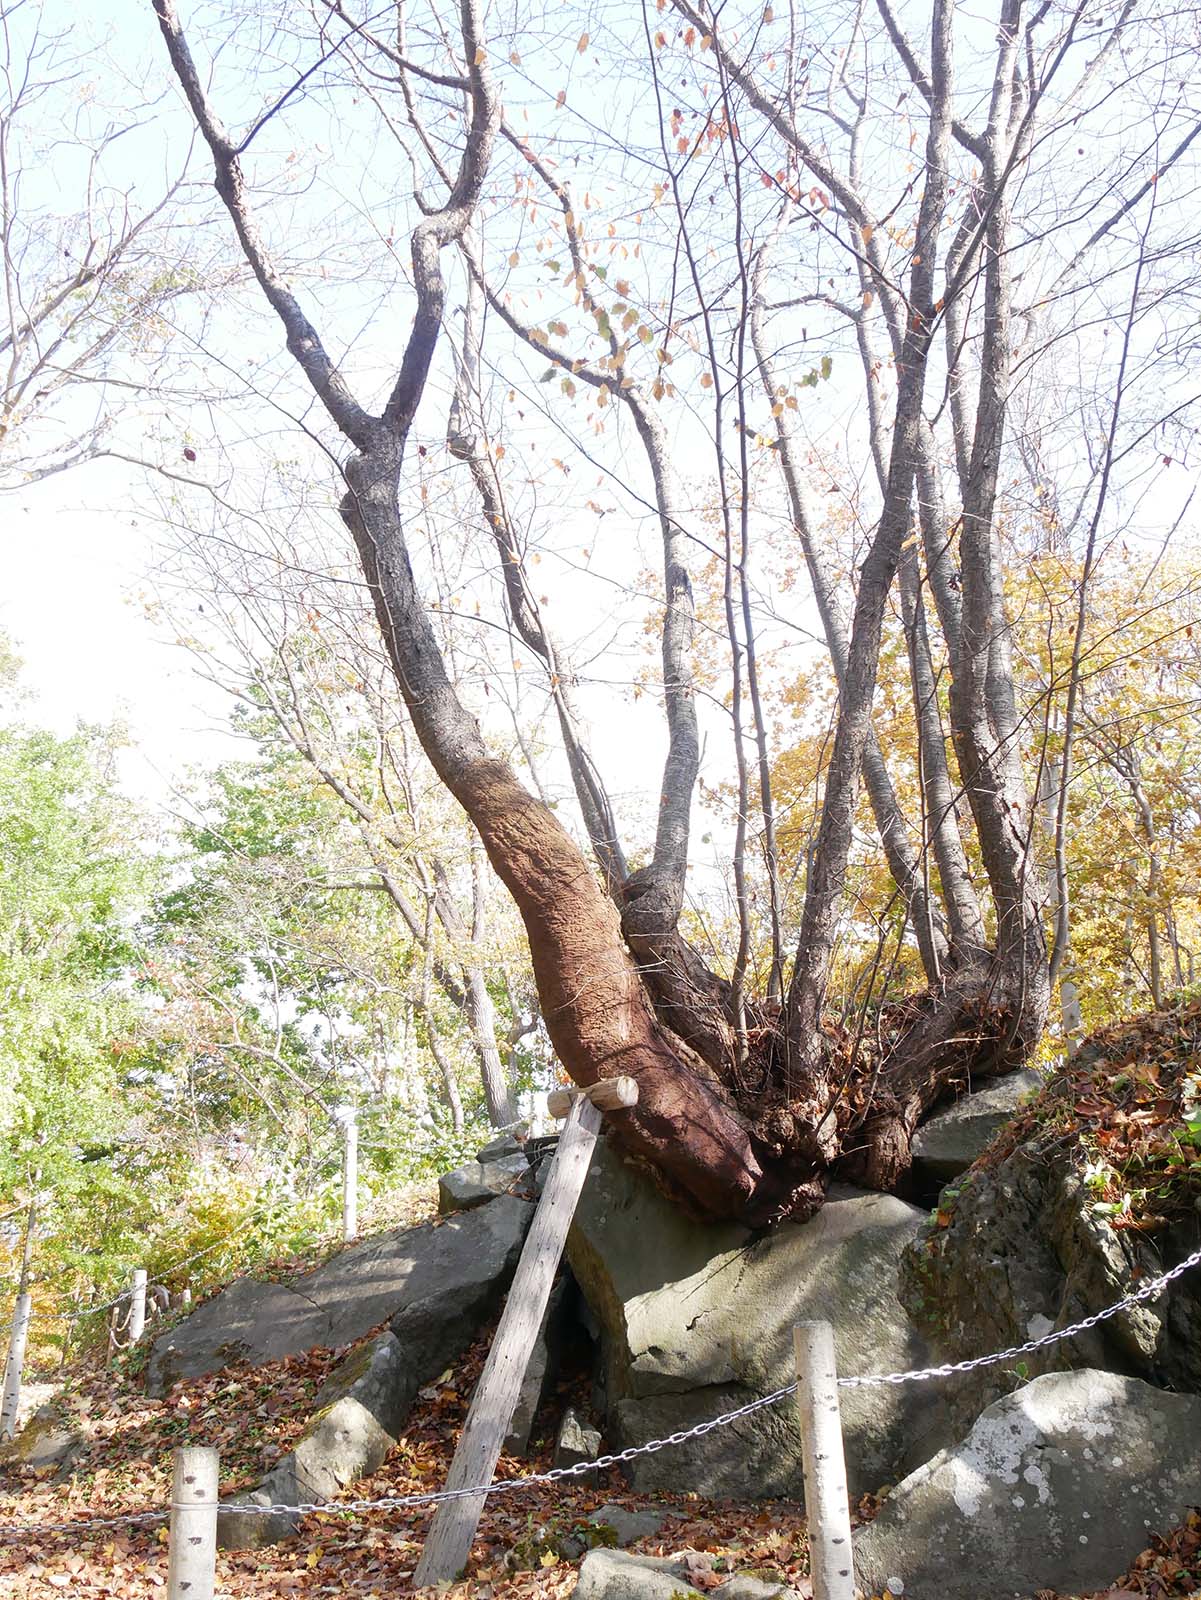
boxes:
[3,1240,1198,1542]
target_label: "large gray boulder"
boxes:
[566,1140,950,1499]
[148,1195,532,1395]
[909,1070,1042,1190]
[901,1135,1201,1430]
[217,1196,533,1545]
[855,1369,1201,1600]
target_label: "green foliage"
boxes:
[0,715,157,1208]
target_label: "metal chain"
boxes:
[839,1241,1201,1389]
[3,1244,1197,1540]
[0,1385,797,1537]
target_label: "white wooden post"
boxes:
[414,1081,630,1586]
[794,1321,855,1600]
[128,1268,148,1345]
[0,1293,33,1441]
[167,1445,219,1600]
[341,1109,359,1242]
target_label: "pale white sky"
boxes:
[2,461,241,800]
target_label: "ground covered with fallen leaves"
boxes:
[4,1038,1200,1600]
[986,998,1201,1230]
[3,1324,1197,1600]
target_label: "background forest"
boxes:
[2,0,1201,1347]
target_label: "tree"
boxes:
[0,656,158,1305]
[148,0,1201,1222]
[0,0,234,488]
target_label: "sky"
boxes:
[2,462,241,802]
[4,0,1199,839]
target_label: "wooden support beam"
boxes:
[546,1074,639,1120]
[413,1091,610,1586]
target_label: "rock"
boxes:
[504,1275,570,1455]
[477,1130,526,1163]
[567,1140,950,1499]
[585,1504,666,1547]
[909,1071,1042,1191]
[570,1549,801,1600]
[219,1196,532,1545]
[713,1577,803,1600]
[854,1369,1201,1600]
[571,1548,704,1600]
[148,1194,532,1395]
[901,1132,1201,1430]
[439,1154,532,1213]
[219,1331,408,1546]
[555,1405,602,1470]
[0,1403,83,1479]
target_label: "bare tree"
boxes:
[148,0,1201,1221]
[0,1,217,486]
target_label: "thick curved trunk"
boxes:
[342,448,763,1219]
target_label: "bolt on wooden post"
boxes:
[794,1321,855,1600]
[167,1445,219,1600]
[0,1292,33,1441]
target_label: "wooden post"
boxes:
[546,1075,638,1121]
[342,1109,359,1242]
[128,1268,148,1345]
[167,1445,219,1600]
[0,1293,33,1441]
[414,1084,626,1586]
[794,1322,855,1600]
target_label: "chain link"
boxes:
[3,1244,1197,1540]
[839,1241,1201,1388]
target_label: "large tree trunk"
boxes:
[156,0,1073,1227]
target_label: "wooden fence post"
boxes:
[167,1445,219,1600]
[413,1078,635,1586]
[0,1293,33,1441]
[128,1268,148,1345]
[794,1321,855,1600]
[341,1109,359,1242]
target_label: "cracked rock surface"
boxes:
[565,1139,950,1498]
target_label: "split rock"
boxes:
[567,1140,949,1499]
[854,1369,1201,1600]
